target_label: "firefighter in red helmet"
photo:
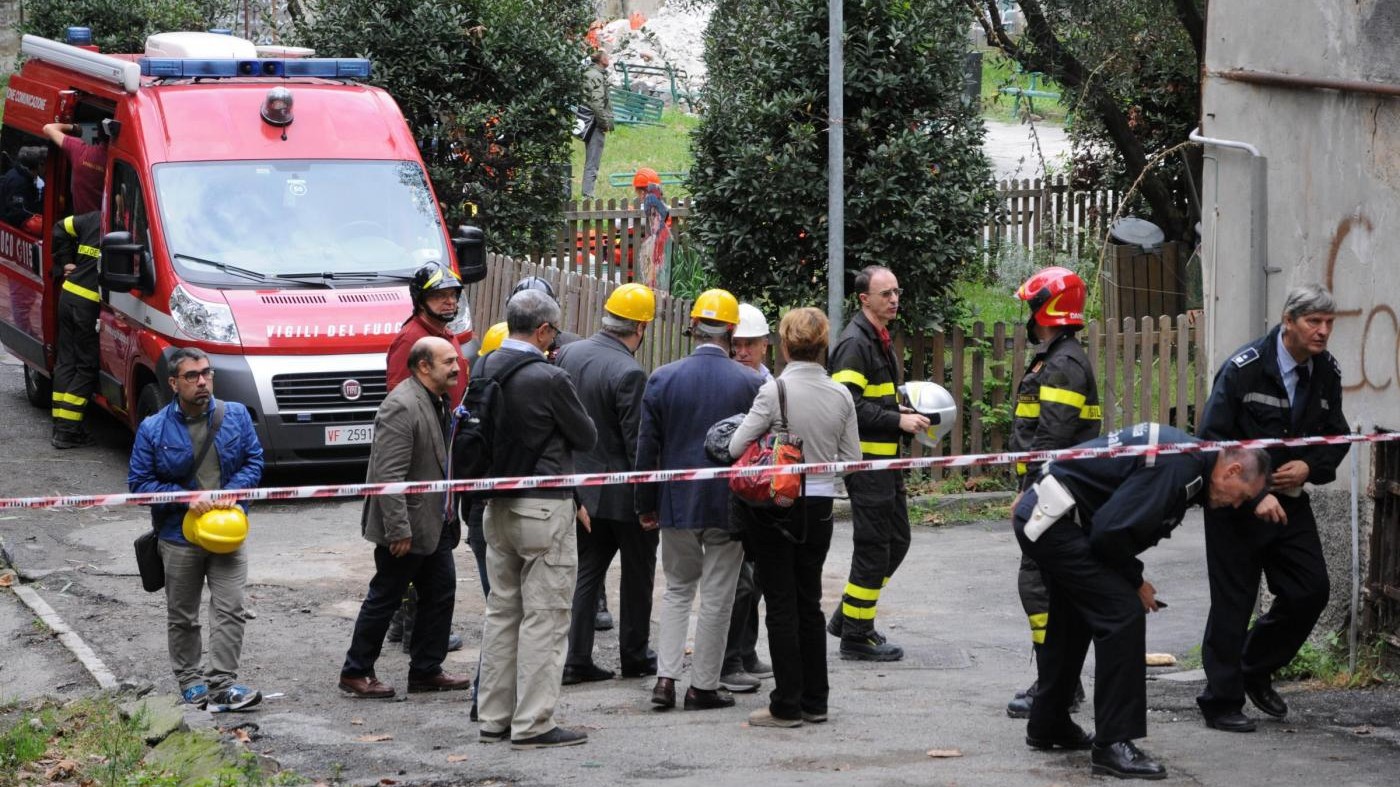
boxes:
[1006,266,1102,718]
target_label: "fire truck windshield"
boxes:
[154,160,448,285]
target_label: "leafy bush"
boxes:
[295,0,592,256]
[689,0,994,330]
[19,0,235,55]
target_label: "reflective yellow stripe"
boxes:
[52,409,84,421]
[1015,462,1028,475]
[1028,613,1048,631]
[1081,405,1102,420]
[52,392,87,406]
[62,279,100,302]
[844,583,881,601]
[863,382,895,398]
[1039,386,1087,409]
[831,369,868,388]
[1031,629,1046,645]
[1015,402,1040,418]
[63,215,76,236]
[77,244,100,258]
[882,577,890,587]
[860,440,898,456]
[842,602,878,620]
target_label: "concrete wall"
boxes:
[1202,0,1400,635]
[1,0,20,74]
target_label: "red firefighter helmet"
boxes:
[1016,266,1086,327]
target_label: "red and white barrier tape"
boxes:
[1,432,1395,512]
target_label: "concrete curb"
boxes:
[10,582,121,690]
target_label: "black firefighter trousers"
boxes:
[834,469,911,639]
[1013,493,1147,745]
[1197,492,1329,718]
[52,292,100,434]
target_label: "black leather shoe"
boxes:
[651,677,676,709]
[562,663,615,685]
[839,636,903,662]
[683,687,736,710]
[621,656,658,678]
[1026,721,1093,750]
[511,726,588,750]
[1090,741,1167,780]
[1007,680,1038,718]
[1245,679,1288,718]
[1203,711,1256,732]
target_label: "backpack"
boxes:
[452,351,545,481]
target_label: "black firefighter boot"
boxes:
[1008,644,1085,718]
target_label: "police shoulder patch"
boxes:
[1231,347,1259,368]
[1185,476,1203,500]
[1325,352,1341,376]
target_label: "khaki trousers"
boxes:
[657,528,744,691]
[479,496,577,739]
[159,539,248,692]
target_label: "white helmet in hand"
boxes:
[899,381,957,448]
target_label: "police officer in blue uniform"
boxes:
[1013,423,1270,780]
[1196,284,1350,732]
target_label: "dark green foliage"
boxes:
[690,0,994,330]
[295,0,592,255]
[19,0,235,55]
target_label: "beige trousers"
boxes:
[478,496,577,739]
[159,539,248,692]
[657,528,744,691]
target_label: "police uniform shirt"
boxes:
[1044,423,1209,587]
[1274,329,1309,409]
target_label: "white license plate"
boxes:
[324,424,374,446]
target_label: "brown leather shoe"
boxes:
[651,677,676,709]
[407,671,473,693]
[339,674,395,699]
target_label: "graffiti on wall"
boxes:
[1324,212,1399,394]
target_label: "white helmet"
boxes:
[899,381,957,448]
[734,303,770,339]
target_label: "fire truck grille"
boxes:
[271,370,387,412]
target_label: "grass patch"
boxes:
[0,697,301,786]
[911,498,1012,527]
[569,107,700,203]
[1277,632,1399,688]
[978,49,1070,126]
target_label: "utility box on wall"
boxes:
[1103,240,1190,322]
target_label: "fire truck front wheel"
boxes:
[23,364,52,409]
[136,383,163,424]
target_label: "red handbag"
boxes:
[729,380,804,508]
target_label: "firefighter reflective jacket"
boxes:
[1011,330,1101,486]
[51,212,102,303]
[830,311,903,458]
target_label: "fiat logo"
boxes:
[341,379,363,401]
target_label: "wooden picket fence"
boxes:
[466,254,1207,476]
[528,175,1120,277]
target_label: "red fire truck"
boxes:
[0,30,484,468]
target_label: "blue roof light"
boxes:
[65,27,94,46]
[138,58,372,80]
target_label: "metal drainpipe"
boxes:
[1190,126,1277,339]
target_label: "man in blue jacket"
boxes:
[636,289,762,711]
[129,348,264,712]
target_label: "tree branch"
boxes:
[1173,0,1206,63]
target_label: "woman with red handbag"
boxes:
[727,308,861,728]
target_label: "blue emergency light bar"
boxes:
[138,57,372,80]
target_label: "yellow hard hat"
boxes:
[181,507,249,554]
[478,321,508,356]
[690,289,740,325]
[605,283,656,322]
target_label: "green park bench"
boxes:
[607,171,688,188]
[614,61,697,110]
[998,70,1061,117]
[609,86,665,126]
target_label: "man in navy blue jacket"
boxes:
[636,289,762,711]
[129,348,264,712]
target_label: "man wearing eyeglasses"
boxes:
[129,347,265,712]
[826,265,929,662]
[473,288,597,749]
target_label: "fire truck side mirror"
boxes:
[99,231,151,293]
[452,225,487,284]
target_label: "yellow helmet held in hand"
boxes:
[690,289,740,325]
[478,321,508,356]
[605,283,656,323]
[182,507,249,554]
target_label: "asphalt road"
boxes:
[2,350,1398,786]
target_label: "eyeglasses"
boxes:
[875,287,904,299]
[178,368,215,383]
[542,321,560,334]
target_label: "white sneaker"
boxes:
[748,708,802,728]
[720,671,761,693]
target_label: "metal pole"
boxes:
[827,0,845,339]
[1350,424,1361,673]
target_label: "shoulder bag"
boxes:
[729,381,804,508]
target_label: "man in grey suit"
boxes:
[476,289,598,749]
[338,337,473,699]
[556,283,659,684]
